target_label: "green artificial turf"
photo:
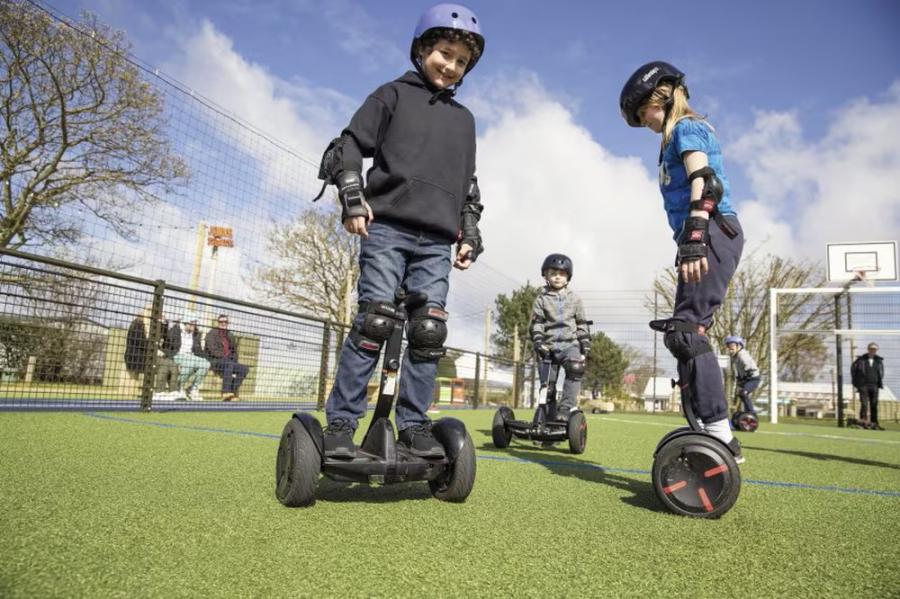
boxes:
[1,410,899,598]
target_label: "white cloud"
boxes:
[468,74,675,292]
[445,74,676,347]
[163,20,353,165]
[728,82,900,266]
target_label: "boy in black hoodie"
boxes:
[317,4,485,458]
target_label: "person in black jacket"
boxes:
[165,313,210,401]
[204,313,249,401]
[851,343,885,429]
[315,4,486,459]
[123,306,179,400]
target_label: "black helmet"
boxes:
[619,61,686,128]
[541,253,573,280]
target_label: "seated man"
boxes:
[166,313,210,401]
[204,313,249,401]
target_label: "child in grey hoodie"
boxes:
[529,254,591,420]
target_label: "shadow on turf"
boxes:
[314,478,435,503]
[476,437,665,514]
[744,445,900,471]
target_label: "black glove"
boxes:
[677,216,710,264]
[535,343,551,359]
[336,171,369,222]
[580,341,591,358]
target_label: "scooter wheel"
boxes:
[275,418,321,507]
[652,434,741,518]
[735,411,759,433]
[429,430,476,502]
[491,407,514,448]
[567,411,587,454]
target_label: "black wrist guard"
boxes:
[677,216,710,263]
[459,178,484,261]
[336,171,368,221]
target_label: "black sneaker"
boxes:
[398,423,445,458]
[323,418,356,458]
[727,437,745,464]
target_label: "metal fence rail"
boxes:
[0,249,531,412]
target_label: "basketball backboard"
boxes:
[826,241,897,282]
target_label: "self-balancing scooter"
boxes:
[730,388,759,433]
[276,289,476,507]
[652,380,742,518]
[491,354,587,454]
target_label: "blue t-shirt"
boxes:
[659,118,736,238]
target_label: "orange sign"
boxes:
[207,226,234,248]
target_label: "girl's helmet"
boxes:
[541,254,573,280]
[619,61,686,127]
[411,4,485,73]
[724,335,744,348]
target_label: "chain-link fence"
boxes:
[770,285,900,425]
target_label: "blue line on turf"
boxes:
[81,413,900,498]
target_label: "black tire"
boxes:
[730,411,741,429]
[591,408,600,414]
[567,411,587,454]
[736,412,759,433]
[275,419,321,507]
[429,430,476,502]
[652,434,741,518]
[491,408,512,448]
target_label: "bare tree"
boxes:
[254,207,359,323]
[0,1,187,250]
[649,251,833,389]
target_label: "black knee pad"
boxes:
[407,305,448,362]
[350,301,401,352]
[663,330,712,362]
[563,358,585,381]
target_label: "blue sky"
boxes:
[41,0,900,342]
[56,0,899,165]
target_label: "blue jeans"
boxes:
[326,221,452,432]
[737,377,760,412]
[210,358,249,394]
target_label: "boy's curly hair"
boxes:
[414,27,482,64]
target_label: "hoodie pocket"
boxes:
[390,177,459,233]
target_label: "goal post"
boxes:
[769,285,900,426]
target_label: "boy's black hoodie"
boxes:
[339,70,477,243]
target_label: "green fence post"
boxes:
[473,352,481,409]
[317,323,331,411]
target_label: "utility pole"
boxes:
[482,307,491,405]
[513,323,521,408]
[187,222,206,312]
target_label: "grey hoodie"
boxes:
[730,349,759,382]
[530,286,590,349]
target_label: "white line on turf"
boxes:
[593,416,900,445]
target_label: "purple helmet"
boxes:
[724,335,744,348]
[411,3,485,73]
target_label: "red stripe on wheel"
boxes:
[704,464,728,478]
[698,487,713,512]
[663,480,687,494]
